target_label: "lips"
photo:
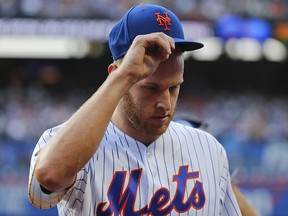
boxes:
[152,115,170,124]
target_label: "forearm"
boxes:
[35,71,134,192]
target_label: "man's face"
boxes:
[120,50,184,137]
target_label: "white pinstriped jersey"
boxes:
[28,121,241,216]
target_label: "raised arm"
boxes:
[34,33,175,193]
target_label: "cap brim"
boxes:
[174,38,204,51]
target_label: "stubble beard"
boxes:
[121,93,173,137]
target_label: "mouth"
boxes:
[152,115,170,124]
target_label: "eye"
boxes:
[169,85,180,93]
[145,85,158,91]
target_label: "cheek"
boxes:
[139,97,156,111]
[127,93,154,116]
[170,93,180,111]
[131,90,156,107]
[171,96,179,109]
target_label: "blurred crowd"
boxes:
[0,0,287,21]
[1,83,288,177]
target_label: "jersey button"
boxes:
[146,152,152,159]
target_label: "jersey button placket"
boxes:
[146,151,157,178]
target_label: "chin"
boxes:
[148,124,169,136]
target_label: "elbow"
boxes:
[34,164,70,192]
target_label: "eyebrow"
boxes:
[144,80,183,88]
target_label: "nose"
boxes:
[156,89,171,111]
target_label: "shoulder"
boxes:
[43,123,63,137]
[170,121,226,155]
[36,123,65,149]
[170,120,215,139]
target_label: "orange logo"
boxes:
[155,12,172,31]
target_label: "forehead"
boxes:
[145,50,184,83]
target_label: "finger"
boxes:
[166,34,175,51]
[155,33,174,56]
[145,33,174,60]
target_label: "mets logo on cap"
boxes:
[155,12,172,31]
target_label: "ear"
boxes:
[108,63,118,74]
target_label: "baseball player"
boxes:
[28,4,242,216]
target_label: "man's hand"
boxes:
[117,32,175,83]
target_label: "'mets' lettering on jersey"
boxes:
[96,165,205,215]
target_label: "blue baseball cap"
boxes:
[109,4,204,60]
